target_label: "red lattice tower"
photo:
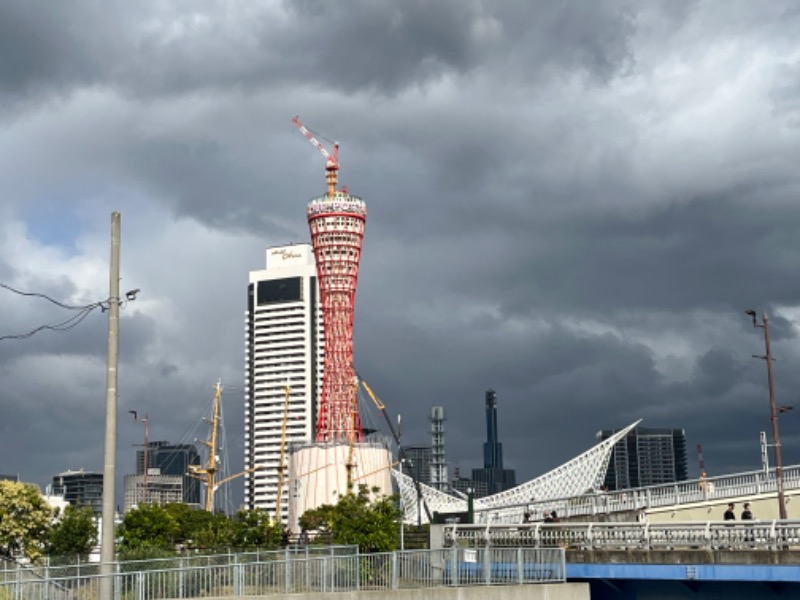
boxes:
[293,116,366,443]
[307,192,366,442]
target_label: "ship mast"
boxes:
[189,381,223,511]
[189,380,266,512]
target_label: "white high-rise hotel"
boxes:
[244,244,322,514]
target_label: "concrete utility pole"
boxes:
[746,309,787,520]
[100,212,121,595]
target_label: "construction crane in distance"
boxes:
[274,383,292,522]
[292,116,340,197]
[358,375,432,522]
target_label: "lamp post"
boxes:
[745,309,787,520]
[130,411,149,504]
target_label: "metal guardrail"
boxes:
[444,521,800,551]
[0,547,566,599]
[0,545,359,583]
[475,464,800,523]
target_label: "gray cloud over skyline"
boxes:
[1,1,800,508]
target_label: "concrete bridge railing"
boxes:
[438,521,800,553]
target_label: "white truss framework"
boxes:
[393,420,640,525]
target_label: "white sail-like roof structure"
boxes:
[393,420,640,524]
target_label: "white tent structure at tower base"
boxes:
[393,420,641,525]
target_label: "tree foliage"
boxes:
[46,504,97,559]
[0,480,54,560]
[230,508,282,548]
[118,504,180,553]
[118,503,285,556]
[299,485,401,553]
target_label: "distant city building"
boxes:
[471,390,516,495]
[401,446,432,484]
[450,468,488,498]
[51,470,103,514]
[0,474,18,482]
[136,441,201,505]
[597,427,688,490]
[124,474,186,512]
[245,244,323,516]
[430,406,448,491]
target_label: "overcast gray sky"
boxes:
[2,1,800,510]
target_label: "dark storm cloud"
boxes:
[0,3,111,94]
[3,0,800,505]
[0,0,645,105]
[425,193,800,317]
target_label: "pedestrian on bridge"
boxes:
[724,503,736,521]
[741,503,755,545]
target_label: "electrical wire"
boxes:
[0,283,100,310]
[0,283,107,341]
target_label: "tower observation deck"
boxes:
[307,191,367,442]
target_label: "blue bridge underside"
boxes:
[568,563,800,600]
[568,562,800,582]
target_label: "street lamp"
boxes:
[129,411,149,504]
[745,309,787,519]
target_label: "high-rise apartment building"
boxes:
[245,244,323,514]
[597,426,688,490]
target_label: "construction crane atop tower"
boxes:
[292,116,340,196]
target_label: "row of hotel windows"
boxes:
[252,311,308,320]
[252,343,306,353]
[252,338,308,346]
[250,363,314,373]
[251,325,308,335]
[251,353,318,362]
[251,309,310,321]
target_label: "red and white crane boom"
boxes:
[292,116,340,196]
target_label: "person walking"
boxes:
[723,502,736,548]
[742,502,755,545]
[724,503,736,521]
[280,526,291,549]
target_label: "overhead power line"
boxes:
[0,283,139,342]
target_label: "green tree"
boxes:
[46,505,97,559]
[0,480,54,561]
[191,512,235,549]
[299,485,401,553]
[118,503,180,555]
[230,509,282,549]
[163,503,216,547]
